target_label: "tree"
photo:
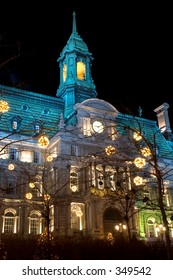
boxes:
[79,111,173,259]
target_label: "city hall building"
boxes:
[0,12,173,241]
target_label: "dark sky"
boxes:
[0,1,172,124]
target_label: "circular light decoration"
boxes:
[133,132,142,141]
[134,157,146,168]
[141,147,151,157]
[38,135,49,147]
[0,100,9,113]
[71,185,78,192]
[105,145,116,155]
[29,182,35,188]
[44,194,51,200]
[134,176,143,186]
[47,155,53,162]
[8,163,15,170]
[25,192,33,199]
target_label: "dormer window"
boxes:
[12,121,17,130]
[11,116,21,132]
[33,121,43,136]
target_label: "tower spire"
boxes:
[72,11,77,33]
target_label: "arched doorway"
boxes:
[103,208,125,239]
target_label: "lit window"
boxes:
[29,211,42,235]
[70,170,78,192]
[11,116,21,132]
[20,150,32,163]
[0,147,9,159]
[2,209,17,234]
[63,64,67,82]
[71,203,85,231]
[77,61,86,80]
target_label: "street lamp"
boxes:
[115,223,127,232]
[156,224,166,240]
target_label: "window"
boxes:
[83,117,91,136]
[2,209,17,234]
[77,61,86,80]
[71,203,84,231]
[163,187,170,207]
[63,64,67,82]
[33,121,43,135]
[71,145,77,156]
[147,217,157,238]
[10,116,21,132]
[20,150,32,163]
[147,219,155,238]
[70,170,78,192]
[0,147,9,159]
[9,148,17,160]
[7,176,16,194]
[29,211,42,235]
[33,151,40,163]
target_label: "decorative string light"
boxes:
[105,145,116,155]
[70,185,78,192]
[134,157,146,168]
[0,100,9,113]
[29,182,35,188]
[46,155,53,162]
[8,164,15,170]
[134,176,143,186]
[38,135,49,147]
[44,194,51,200]
[141,147,151,157]
[133,132,142,141]
[25,192,33,199]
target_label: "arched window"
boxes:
[71,203,85,231]
[2,208,17,234]
[28,210,42,235]
[147,217,156,238]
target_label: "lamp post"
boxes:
[156,224,166,240]
[115,223,127,238]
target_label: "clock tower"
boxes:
[56,11,97,121]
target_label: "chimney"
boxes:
[154,103,172,138]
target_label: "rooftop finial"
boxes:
[72,11,77,33]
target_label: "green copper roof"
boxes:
[59,11,91,60]
[0,84,64,138]
[116,113,173,159]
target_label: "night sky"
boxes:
[0,1,172,124]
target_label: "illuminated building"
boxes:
[0,12,173,241]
